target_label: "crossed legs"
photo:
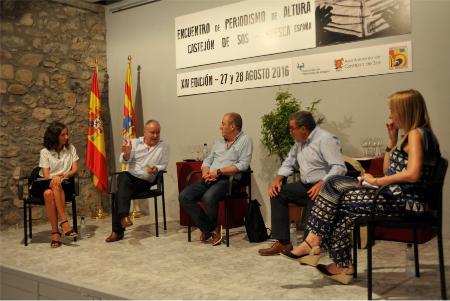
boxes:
[43,182,77,246]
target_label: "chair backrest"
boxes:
[426,157,448,223]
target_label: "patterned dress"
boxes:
[307,127,440,267]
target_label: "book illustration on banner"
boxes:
[315,0,411,47]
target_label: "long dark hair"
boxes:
[43,121,68,151]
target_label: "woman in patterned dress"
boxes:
[281,89,441,284]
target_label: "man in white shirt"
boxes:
[105,120,169,242]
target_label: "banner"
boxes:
[86,66,108,193]
[177,41,412,96]
[175,0,315,69]
[175,0,411,69]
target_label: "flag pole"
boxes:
[125,55,143,219]
[93,58,107,219]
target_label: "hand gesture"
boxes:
[147,165,158,174]
[50,174,63,188]
[386,119,399,148]
[307,180,324,201]
[268,180,282,198]
[122,139,132,160]
[362,173,376,185]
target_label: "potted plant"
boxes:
[261,90,323,163]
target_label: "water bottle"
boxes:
[202,143,209,160]
[80,216,86,239]
[405,243,415,276]
[289,221,298,246]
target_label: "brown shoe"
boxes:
[200,231,213,242]
[211,225,223,246]
[121,216,133,228]
[105,231,124,243]
[258,241,292,256]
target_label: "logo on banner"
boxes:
[389,46,408,69]
[334,58,344,70]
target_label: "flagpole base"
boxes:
[130,208,143,219]
[93,208,108,219]
[130,200,143,219]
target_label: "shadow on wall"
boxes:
[322,115,360,157]
[255,142,282,218]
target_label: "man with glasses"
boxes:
[258,111,346,255]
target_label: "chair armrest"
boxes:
[369,182,412,217]
[154,170,166,193]
[108,172,122,194]
[186,170,202,185]
[227,169,253,196]
[17,177,27,200]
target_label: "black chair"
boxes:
[107,171,167,237]
[17,167,79,246]
[185,169,252,247]
[352,157,448,300]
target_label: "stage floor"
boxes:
[1,216,449,299]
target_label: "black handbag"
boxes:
[244,199,270,242]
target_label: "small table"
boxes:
[176,161,203,226]
[353,156,384,176]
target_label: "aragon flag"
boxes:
[86,66,108,193]
[122,57,136,170]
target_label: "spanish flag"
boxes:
[86,65,108,192]
[122,57,136,170]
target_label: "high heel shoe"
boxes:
[50,231,62,248]
[316,264,353,285]
[60,220,77,240]
[280,240,321,267]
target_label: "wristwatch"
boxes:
[217,169,223,177]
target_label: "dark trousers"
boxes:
[270,181,314,242]
[179,178,229,234]
[112,172,151,232]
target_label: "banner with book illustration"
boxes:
[175,0,410,69]
[177,40,412,96]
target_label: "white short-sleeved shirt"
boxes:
[39,144,79,177]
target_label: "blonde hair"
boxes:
[388,89,431,132]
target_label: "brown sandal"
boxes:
[51,231,62,248]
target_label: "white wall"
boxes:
[105,0,450,237]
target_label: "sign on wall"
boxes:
[177,41,412,96]
[175,0,411,69]
[175,0,316,69]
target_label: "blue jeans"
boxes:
[179,178,229,233]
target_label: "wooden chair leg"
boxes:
[437,229,447,300]
[154,197,159,237]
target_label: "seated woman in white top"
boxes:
[39,121,79,248]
